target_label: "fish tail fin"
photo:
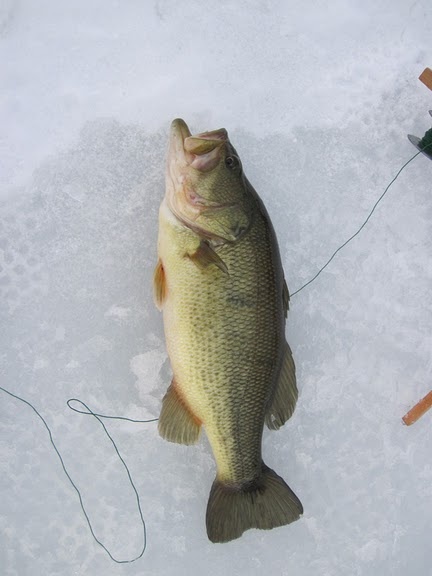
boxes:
[206,463,303,543]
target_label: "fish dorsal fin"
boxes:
[282,277,290,319]
[265,342,298,430]
[188,240,229,275]
[158,380,201,445]
[153,259,167,310]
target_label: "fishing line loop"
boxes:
[0,385,155,564]
[67,398,158,423]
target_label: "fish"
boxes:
[154,118,303,543]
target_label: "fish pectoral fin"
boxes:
[153,258,167,310]
[187,240,229,275]
[158,380,201,445]
[265,342,298,430]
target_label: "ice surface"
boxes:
[1,1,432,575]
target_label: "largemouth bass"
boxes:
[154,118,303,543]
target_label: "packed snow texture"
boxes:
[1,1,432,575]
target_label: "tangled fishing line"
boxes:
[1,136,431,563]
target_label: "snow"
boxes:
[1,1,432,574]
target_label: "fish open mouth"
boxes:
[169,118,227,172]
[166,119,248,243]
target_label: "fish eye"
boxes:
[225,156,239,169]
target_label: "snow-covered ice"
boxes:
[1,1,432,575]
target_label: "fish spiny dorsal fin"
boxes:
[282,277,290,318]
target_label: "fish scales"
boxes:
[160,195,283,482]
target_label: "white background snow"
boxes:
[1,1,432,575]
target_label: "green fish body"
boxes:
[154,119,302,542]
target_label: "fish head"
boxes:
[166,118,251,243]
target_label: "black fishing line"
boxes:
[1,133,431,563]
[0,385,156,564]
[67,398,158,424]
[291,140,432,297]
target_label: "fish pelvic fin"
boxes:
[265,342,298,430]
[158,380,201,445]
[206,463,303,543]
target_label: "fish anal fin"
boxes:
[153,259,167,310]
[158,380,201,445]
[188,240,229,275]
[265,342,298,430]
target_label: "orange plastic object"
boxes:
[402,390,432,426]
[419,68,432,91]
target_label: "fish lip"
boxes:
[169,118,193,165]
[167,119,194,195]
[170,118,192,142]
[184,128,227,164]
[168,119,228,168]
[194,127,228,142]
